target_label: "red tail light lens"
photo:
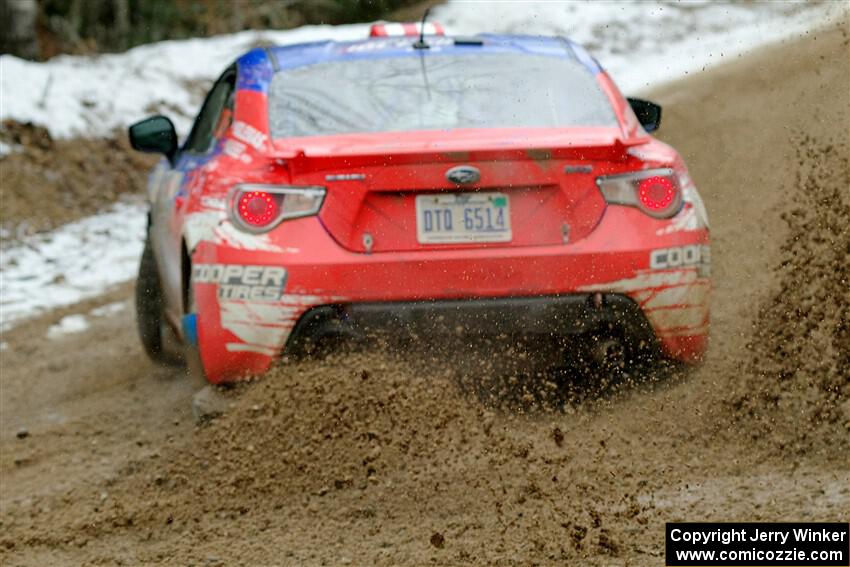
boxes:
[237,191,280,228]
[637,176,677,213]
[596,169,682,219]
[229,185,326,233]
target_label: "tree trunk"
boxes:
[0,0,40,59]
[113,0,129,50]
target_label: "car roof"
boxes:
[234,34,602,93]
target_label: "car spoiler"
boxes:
[272,135,650,173]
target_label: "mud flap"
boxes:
[182,313,198,346]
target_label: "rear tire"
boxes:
[135,233,181,365]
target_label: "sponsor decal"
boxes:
[231,121,266,151]
[650,245,710,271]
[193,264,286,301]
[222,139,247,159]
[325,173,366,181]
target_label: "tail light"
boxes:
[595,168,683,219]
[229,185,325,233]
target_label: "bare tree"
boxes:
[113,0,129,50]
[0,0,40,59]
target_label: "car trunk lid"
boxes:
[273,128,645,253]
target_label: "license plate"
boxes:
[416,192,512,244]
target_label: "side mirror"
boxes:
[627,98,662,133]
[129,116,178,160]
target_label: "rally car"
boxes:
[129,22,711,384]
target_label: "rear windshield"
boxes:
[268,53,618,138]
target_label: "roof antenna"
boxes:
[413,7,431,50]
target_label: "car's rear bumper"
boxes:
[284,293,657,355]
[189,205,710,383]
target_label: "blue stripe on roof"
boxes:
[236,35,601,94]
[564,39,602,74]
[236,48,275,92]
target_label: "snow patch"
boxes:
[46,314,90,338]
[0,141,23,156]
[0,200,146,330]
[89,301,128,317]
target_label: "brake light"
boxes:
[229,185,325,233]
[369,22,444,37]
[596,169,682,219]
[638,176,677,212]
[238,191,280,228]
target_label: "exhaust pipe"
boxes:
[591,336,625,369]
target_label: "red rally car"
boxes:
[129,23,711,384]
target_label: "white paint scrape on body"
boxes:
[185,196,291,254]
[578,268,709,337]
[183,210,226,252]
[221,294,338,356]
[212,222,285,253]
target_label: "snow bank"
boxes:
[1,25,369,139]
[434,1,844,93]
[0,1,845,331]
[1,200,146,329]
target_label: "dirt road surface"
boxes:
[1,20,848,566]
